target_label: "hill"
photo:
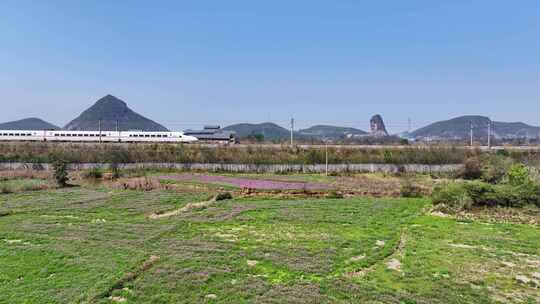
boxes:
[298,125,367,139]
[223,122,290,140]
[0,117,59,130]
[64,95,168,131]
[411,115,540,140]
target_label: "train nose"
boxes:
[185,135,198,142]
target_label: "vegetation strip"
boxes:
[93,255,160,302]
[148,192,232,219]
[345,232,406,278]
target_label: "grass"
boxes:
[0,185,539,303]
[0,178,53,194]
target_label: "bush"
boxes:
[432,182,473,212]
[83,167,103,179]
[52,160,69,187]
[460,157,483,180]
[326,191,344,199]
[505,164,531,186]
[400,178,423,198]
[214,192,233,201]
[110,163,121,179]
[432,180,540,211]
[113,177,164,191]
[481,154,514,184]
[0,183,13,194]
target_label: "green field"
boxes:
[1,186,539,303]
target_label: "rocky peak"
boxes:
[370,114,389,137]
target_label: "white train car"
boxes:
[0,130,198,143]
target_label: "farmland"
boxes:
[1,171,539,303]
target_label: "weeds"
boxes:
[52,160,69,187]
[0,142,486,165]
[112,177,166,191]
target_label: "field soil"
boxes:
[1,179,539,303]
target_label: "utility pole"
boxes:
[116,120,121,142]
[290,118,294,146]
[487,120,491,149]
[325,141,329,176]
[470,121,474,147]
[98,119,102,143]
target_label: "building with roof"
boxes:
[184,126,236,144]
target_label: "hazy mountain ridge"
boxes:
[223,123,291,140]
[64,95,169,131]
[298,125,367,139]
[0,118,59,130]
[411,115,540,140]
[223,123,368,141]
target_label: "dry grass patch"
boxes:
[0,169,51,181]
[111,177,169,191]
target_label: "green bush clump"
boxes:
[52,160,69,187]
[481,154,514,184]
[505,163,531,186]
[0,183,13,194]
[400,178,424,198]
[432,180,540,212]
[84,167,103,179]
[432,182,473,212]
[214,192,233,201]
[326,191,344,199]
[459,157,483,180]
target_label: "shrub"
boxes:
[432,180,540,211]
[110,163,121,179]
[326,191,344,199]
[505,164,530,186]
[0,183,13,194]
[113,177,164,191]
[400,178,423,198]
[459,157,483,180]
[496,149,510,157]
[83,167,103,179]
[214,192,233,201]
[481,154,514,184]
[432,182,473,212]
[52,160,69,187]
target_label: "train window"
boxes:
[157,134,162,138]
[67,134,72,137]
[54,134,59,136]
[90,134,95,137]
[145,135,150,138]
[151,135,156,138]
[84,134,89,137]
[102,134,106,137]
[163,135,168,138]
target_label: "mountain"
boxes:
[0,118,59,130]
[64,95,168,131]
[298,125,367,139]
[411,115,540,140]
[223,122,290,140]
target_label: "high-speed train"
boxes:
[0,130,198,143]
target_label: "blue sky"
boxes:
[1,1,539,132]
